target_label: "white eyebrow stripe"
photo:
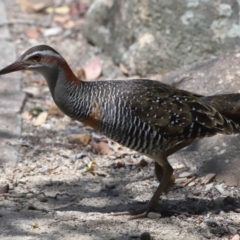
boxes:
[23,50,61,60]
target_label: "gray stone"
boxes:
[83,0,240,76]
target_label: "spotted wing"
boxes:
[124,80,233,140]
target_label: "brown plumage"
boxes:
[0,45,239,219]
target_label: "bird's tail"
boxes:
[201,93,240,133]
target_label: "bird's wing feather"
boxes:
[122,80,233,139]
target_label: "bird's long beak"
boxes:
[0,60,26,75]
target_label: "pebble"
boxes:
[178,171,193,178]
[75,152,88,160]
[188,181,195,187]
[147,212,161,219]
[175,177,188,184]
[43,27,62,37]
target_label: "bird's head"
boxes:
[0,45,64,75]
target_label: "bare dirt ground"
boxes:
[1,1,240,239]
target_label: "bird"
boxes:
[0,45,240,219]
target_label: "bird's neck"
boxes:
[39,60,82,117]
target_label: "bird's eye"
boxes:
[32,54,41,62]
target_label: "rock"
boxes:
[83,0,240,75]
[147,212,161,219]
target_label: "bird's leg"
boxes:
[155,162,175,194]
[112,153,173,219]
[112,140,195,219]
[155,139,195,193]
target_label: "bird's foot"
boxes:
[110,204,160,219]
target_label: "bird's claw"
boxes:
[110,206,157,219]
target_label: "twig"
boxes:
[172,73,193,87]
[44,3,57,28]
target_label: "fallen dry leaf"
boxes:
[91,139,113,155]
[67,133,91,146]
[33,111,48,126]
[64,20,75,29]
[175,176,196,187]
[17,0,48,12]
[53,15,69,23]
[82,58,102,81]
[201,173,216,185]
[119,63,129,75]
[43,27,62,37]
[86,161,97,173]
[175,177,188,185]
[70,3,89,18]
[25,28,39,39]
[178,171,194,178]
[231,234,240,240]
[183,176,196,186]
[22,111,33,120]
[46,6,70,14]
[79,161,98,173]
